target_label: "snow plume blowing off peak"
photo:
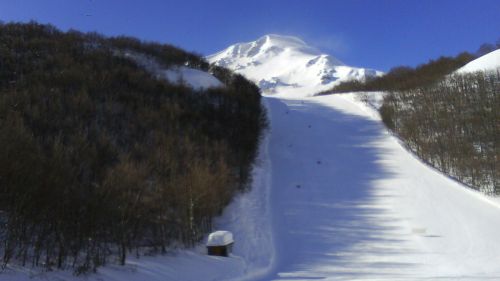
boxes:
[207,34,383,97]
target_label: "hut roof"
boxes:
[207,230,234,246]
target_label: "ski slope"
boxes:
[210,41,500,280]
[6,92,500,281]
[4,40,500,281]
[256,93,500,280]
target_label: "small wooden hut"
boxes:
[206,230,234,257]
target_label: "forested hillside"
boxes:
[381,71,499,194]
[319,45,499,194]
[322,52,476,94]
[0,22,267,273]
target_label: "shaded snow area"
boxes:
[164,66,223,89]
[456,49,500,73]
[207,34,383,97]
[2,250,244,281]
[121,51,223,90]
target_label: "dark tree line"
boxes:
[0,22,267,273]
[381,72,499,194]
[325,38,500,94]
[322,52,476,94]
[475,38,500,56]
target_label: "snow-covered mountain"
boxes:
[207,34,383,97]
[456,49,500,74]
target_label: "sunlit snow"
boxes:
[207,34,383,98]
[456,49,500,73]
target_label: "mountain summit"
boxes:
[207,34,382,97]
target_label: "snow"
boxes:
[212,124,275,280]
[164,66,223,89]
[5,38,500,281]
[120,50,223,90]
[257,93,500,280]
[456,49,500,73]
[1,249,246,281]
[207,231,234,246]
[207,34,383,98]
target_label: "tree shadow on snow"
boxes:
[262,97,424,280]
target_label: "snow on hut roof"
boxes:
[207,230,234,246]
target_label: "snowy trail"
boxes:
[257,94,500,281]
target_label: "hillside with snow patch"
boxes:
[121,51,223,89]
[456,49,500,73]
[207,35,382,97]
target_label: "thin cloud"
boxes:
[306,35,348,56]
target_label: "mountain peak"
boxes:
[207,35,382,97]
[208,34,321,62]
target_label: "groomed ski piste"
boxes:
[3,42,500,281]
[252,92,500,280]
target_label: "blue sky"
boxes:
[1,0,499,71]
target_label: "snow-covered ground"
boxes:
[164,66,223,89]
[256,93,500,280]
[121,51,223,89]
[456,49,500,73]
[4,41,500,281]
[7,91,500,281]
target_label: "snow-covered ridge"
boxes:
[119,50,223,90]
[456,49,500,74]
[209,34,336,64]
[207,34,383,97]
